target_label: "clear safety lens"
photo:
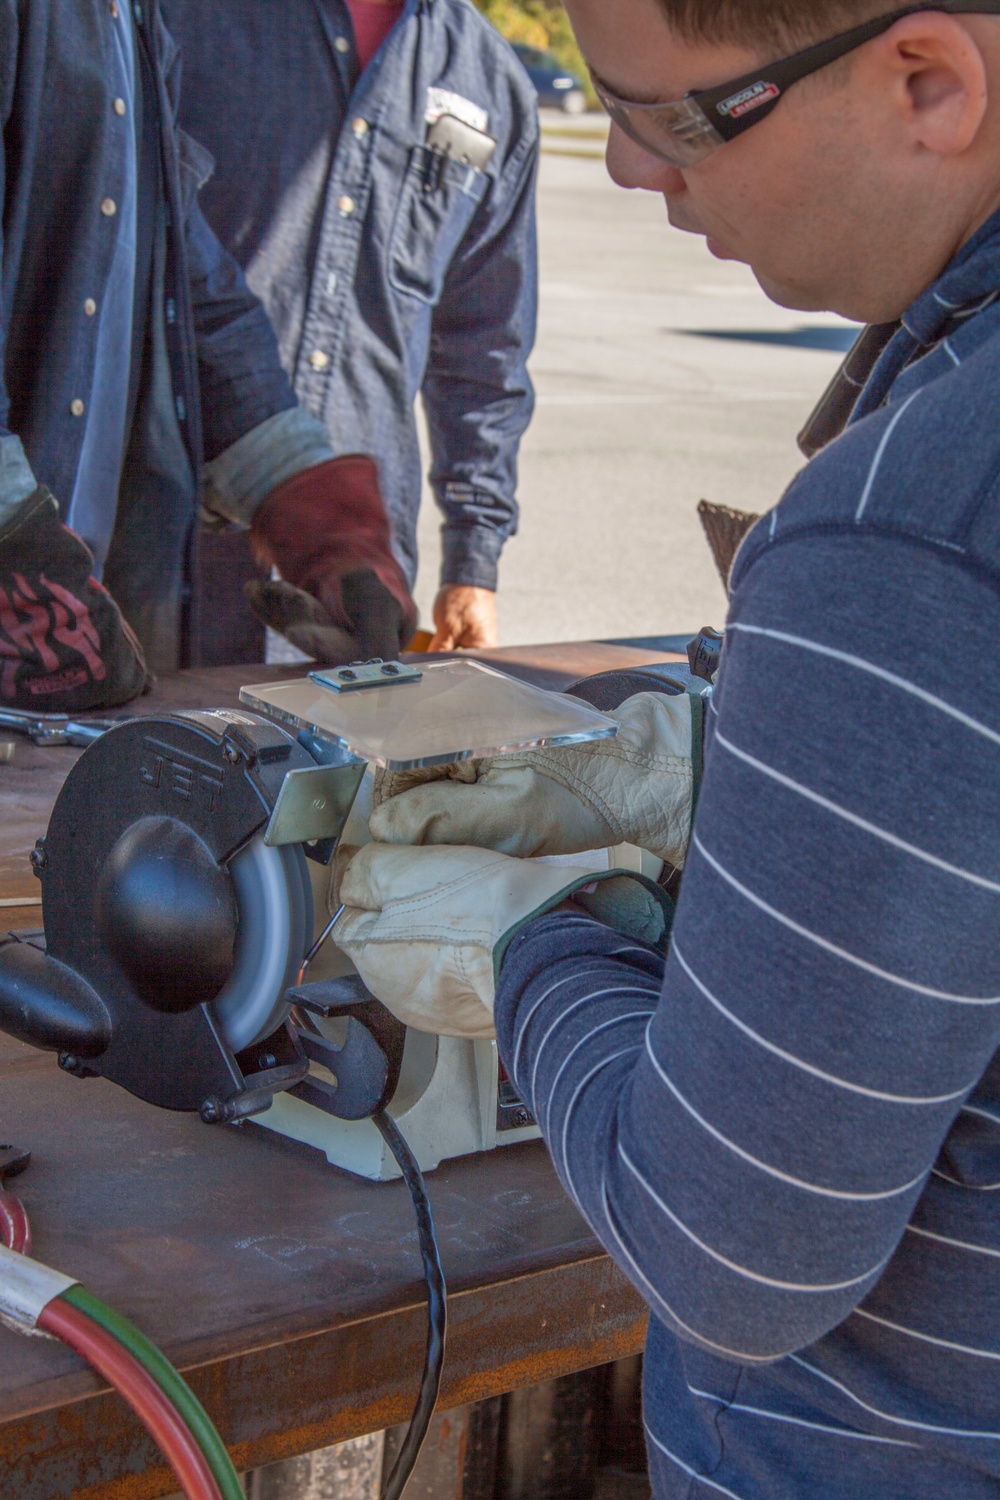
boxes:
[594,78,727,167]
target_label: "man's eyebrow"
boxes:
[589,66,677,106]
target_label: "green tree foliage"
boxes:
[471,0,598,106]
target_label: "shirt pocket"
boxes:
[389,146,489,306]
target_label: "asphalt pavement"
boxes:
[412,113,860,647]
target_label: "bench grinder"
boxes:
[0,660,622,1180]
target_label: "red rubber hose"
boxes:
[38,1297,224,1500]
[0,1191,31,1254]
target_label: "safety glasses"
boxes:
[591,1,1000,167]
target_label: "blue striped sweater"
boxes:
[495,208,1000,1499]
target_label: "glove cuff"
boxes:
[494,868,675,983]
[250,456,417,639]
[0,485,57,547]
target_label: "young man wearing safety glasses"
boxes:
[330,5,1000,1495]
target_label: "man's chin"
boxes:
[753,269,829,312]
[705,235,744,263]
[664,209,748,265]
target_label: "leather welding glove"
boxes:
[244,578,359,665]
[0,487,150,711]
[250,455,418,662]
[332,843,674,1038]
[370,691,702,870]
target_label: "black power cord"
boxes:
[372,1108,448,1500]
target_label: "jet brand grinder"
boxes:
[0,660,621,1179]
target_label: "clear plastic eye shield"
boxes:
[591,1,1000,168]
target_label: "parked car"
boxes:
[512,44,588,114]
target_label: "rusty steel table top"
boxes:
[0,645,679,1499]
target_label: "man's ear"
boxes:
[873,11,989,156]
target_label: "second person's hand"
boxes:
[428,584,498,650]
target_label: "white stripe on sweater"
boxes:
[907,1223,1000,1259]
[855,391,922,521]
[644,1426,748,1498]
[557,1045,643,1206]
[544,1010,652,1139]
[644,1030,927,1202]
[686,1389,916,1447]
[510,967,604,1080]
[673,943,973,1106]
[715,726,1000,895]
[790,1356,1000,1439]
[694,834,1000,1007]
[595,1175,780,1365]
[727,621,1000,753]
[855,1308,1000,1361]
[619,1140,891,1293]
[529,986,645,1117]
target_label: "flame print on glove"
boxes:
[0,490,149,711]
[0,572,107,700]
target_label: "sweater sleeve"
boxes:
[495,525,1000,1363]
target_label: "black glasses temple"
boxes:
[698,1,1000,139]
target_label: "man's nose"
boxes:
[606,122,686,194]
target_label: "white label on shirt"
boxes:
[425,87,488,133]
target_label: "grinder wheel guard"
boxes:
[1,710,317,1115]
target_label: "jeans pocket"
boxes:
[389,146,489,305]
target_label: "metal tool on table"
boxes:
[0,706,119,748]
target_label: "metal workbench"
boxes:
[0,643,680,1499]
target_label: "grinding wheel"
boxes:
[212,837,313,1054]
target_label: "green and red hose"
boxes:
[0,1194,242,1500]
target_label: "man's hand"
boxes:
[370,691,699,868]
[331,842,672,1038]
[428,585,498,651]
[250,455,418,662]
[0,488,150,711]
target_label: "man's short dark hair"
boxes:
[655,0,891,49]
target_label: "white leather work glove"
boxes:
[369,692,702,868]
[332,843,674,1039]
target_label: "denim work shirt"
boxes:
[164,0,539,591]
[0,0,301,668]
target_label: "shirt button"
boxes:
[70,399,85,417]
[309,351,330,371]
[84,298,97,316]
[110,0,118,14]
[334,35,350,53]
[352,118,369,138]
[101,197,117,217]
[113,97,127,116]
[338,195,356,216]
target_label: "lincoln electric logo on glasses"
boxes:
[716,81,781,119]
